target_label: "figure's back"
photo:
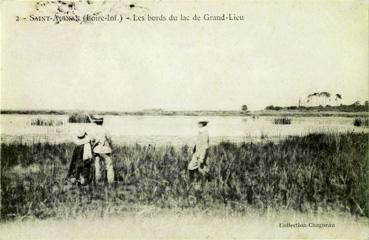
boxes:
[196,130,209,157]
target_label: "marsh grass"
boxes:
[274,117,291,125]
[68,113,91,123]
[31,118,63,126]
[353,118,369,127]
[1,133,368,221]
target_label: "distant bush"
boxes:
[266,105,283,111]
[241,105,248,111]
[31,118,63,126]
[68,113,91,123]
[274,117,291,125]
[353,118,369,127]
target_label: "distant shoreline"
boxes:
[254,110,368,118]
[1,109,368,117]
[0,110,251,117]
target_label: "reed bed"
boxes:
[274,117,291,125]
[1,132,368,221]
[68,113,91,123]
[31,118,64,126]
[353,118,369,127]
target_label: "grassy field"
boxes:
[1,133,368,222]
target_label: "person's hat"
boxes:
[74,129,90,145]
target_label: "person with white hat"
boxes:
[188,119,210,181]
[67,129,93,185]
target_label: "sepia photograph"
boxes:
[1,0,368,239]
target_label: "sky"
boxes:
[1,0,368,111]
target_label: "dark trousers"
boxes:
[189,169,201,182]
[189,168,211,182]
[67,145,93,185]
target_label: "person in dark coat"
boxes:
[67,130,93,185]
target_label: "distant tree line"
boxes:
[266,100,368,112]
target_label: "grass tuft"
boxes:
[31,118,63,126]
[274,117,291,125]
[353,118,369,127]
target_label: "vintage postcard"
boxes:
[0,0,368,239]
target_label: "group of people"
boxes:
[67,123,115,186]
[67,119,210,187]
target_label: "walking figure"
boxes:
[188,119,210,181]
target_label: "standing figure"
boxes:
[67,130,93,185]
[188,120,210,181]
[90,122,115,185]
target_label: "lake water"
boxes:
[1,114,367,145]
